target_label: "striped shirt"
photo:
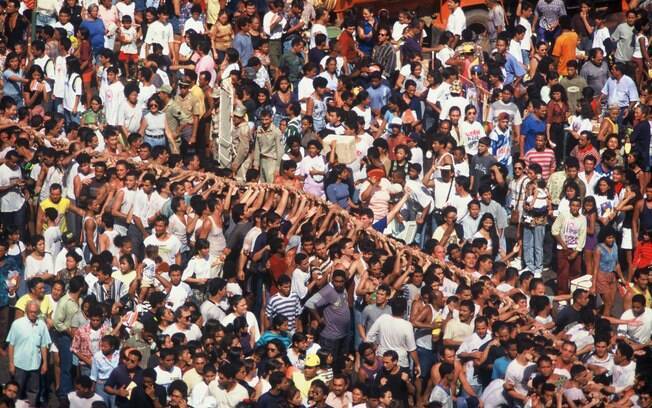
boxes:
[265,292,303,332]
[525,148,557,180]
[372,43,396,79]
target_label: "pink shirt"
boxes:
[195,55,216,86]
[98,5,120,31]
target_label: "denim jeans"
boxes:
[416,346,436,380]
[319,335,349,372]
[523,224,545,276]
[143,135,167,148]
[1,201,28,243]
[53,332,73,397]
[64,109,80,127]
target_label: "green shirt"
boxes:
[53,293,80,333]
[279,51,304,83]
[7,317,51,371]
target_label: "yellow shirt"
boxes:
[15,294,53,318]
[112,270,137,288]
[40,197,71,233]
[631,285,652,308]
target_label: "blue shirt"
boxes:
[233,33,253,68]
[0,256,18,307]
[601,75,639,108]
[326,182,351,209]
[492,356,511,380]
[90,350,120,382]
[80,19,106,55]
[521,114,546,154]
[367,84,391,112]
[3,69,22,102]
[7,317,51,371]
[503,53,526,85]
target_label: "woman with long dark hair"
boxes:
[63,56,84,126]
[593,176,620,226]
[546,83,569,163]
[474,213,500,259]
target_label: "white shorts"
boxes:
[622,227,633,250]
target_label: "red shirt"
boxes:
[337,31,357,61]
[269,253,288,296]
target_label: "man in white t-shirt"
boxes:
[504,340,536,404]
[156,265,192,311]
[0,150,26,236]
[163,305,202,340]
[142,9,174,57]
[144,216,182,266]
[154,349,183,390]
[446,0,466,40]
[366,297,420,372]
[208,362,249,407]
[618,295,652,345]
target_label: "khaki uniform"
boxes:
[162,100,192,151]
[174,92,203,143]
[253,124,283,183]
[232,121,252,181]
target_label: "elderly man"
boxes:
[7,300,51,406]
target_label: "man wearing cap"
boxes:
[292,354,326,403]
[175,79,203,152]
[229,105,253,181]
[253,109,284,183]
[439,80,469,121]
[158,85,192,154]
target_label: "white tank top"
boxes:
[144,112,166,137]
[82,215,98,250]
[103,229,119,259]
[120,187,137,216]
[415,303,436,349]
[208,216,226,257]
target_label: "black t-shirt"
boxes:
[554,306,581,334]
[128,384,167,408]
[375,367,410,407]
[308,48,326,66]
[478,344,507,388]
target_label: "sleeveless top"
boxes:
[271,91,295,117]
[82,215,98,251]
[208,216,226,258]
[415,303,436,349]
[311,95,327,132]
[597,243,619,273]
[115,188,137,228]
[103,230,119,260]
[606,117,619,136]
[641,202,652,234]
[144,112,166,137]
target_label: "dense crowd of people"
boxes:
[1,0,652,407]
